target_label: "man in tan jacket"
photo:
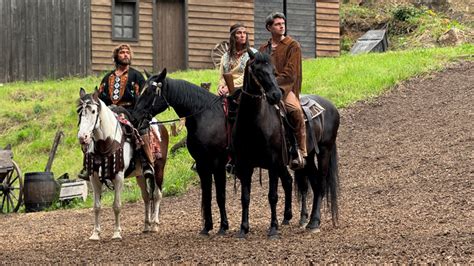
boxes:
[259,12,306,169]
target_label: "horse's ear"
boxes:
[158,68,167,80]
[144,69,152,79]
[247,48,255,60]
[80,87,86,98]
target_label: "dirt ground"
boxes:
[1,61,472,264]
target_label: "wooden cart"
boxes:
[0,145,23,213]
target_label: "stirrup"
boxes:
[290,150,306,170]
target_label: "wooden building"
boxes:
[91,0,340,73]
[0,0,339,82]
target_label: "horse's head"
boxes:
[244,49,282,105]
[133,69,169,127]
[77,87,101,146]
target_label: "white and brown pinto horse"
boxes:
[77,88,168,240]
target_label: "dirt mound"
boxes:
[0,61,472,263]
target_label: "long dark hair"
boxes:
[228,23,250,58]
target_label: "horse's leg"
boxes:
[238,167,253,238]
[112,174,124,239]
[151,164,164,231]
[279,165,293,225]
[295,165,310,228]
[267,168,279,239]
[307,150,328,233]
[214,166,228,235]
[136,175,152,233]
[89,172,102,241]
[196,163,213,235]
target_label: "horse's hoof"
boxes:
[143,225,151,233]
[236,229,248,239]
[307,227,321,234]
[89,234,100,241]
[217,228,226,236]
[112,232,122,240]
[306,222,321,233]
[199,229,210,237]
[268,234,280,240]
[267,227,279,239]
[299,219,308,228]
[281,219,290,226]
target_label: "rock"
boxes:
[438,27,466,46]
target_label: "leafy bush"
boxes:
[392,4,424,22]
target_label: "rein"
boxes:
[147,82,225,125]
[242,65,267,100]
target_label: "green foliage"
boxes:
[0,45,472,211]
[340,3,472,52]
[392,4,424,22]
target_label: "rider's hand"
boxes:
[218,85,229,96]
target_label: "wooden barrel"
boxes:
[24,172,58,212]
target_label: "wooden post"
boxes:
[44,130,64,172]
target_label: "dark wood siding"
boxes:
[0,0,91,83]
[254,0,283,48]
[156,0,186,71]
[287,0,316,58]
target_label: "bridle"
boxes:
[77,98,101,134]
[138,80,168,128]
[142,77,225,125]
[241,60,267,100]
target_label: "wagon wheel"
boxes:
[0,160,23,213]
[211,41,229,69]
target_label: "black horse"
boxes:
[133,69,229,236]
[233,51,293,238]
[234,50,340,238]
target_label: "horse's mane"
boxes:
[166,77,222,113]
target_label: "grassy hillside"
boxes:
[0,44,472,209]
[341,3,473,52]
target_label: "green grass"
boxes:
[340,3,472,51]
[1,44,472,211]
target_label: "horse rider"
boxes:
[217,23,258,173]
[259,11,307,170]
[217,23,258,97]
[78,43,155,180]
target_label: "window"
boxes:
[112,0,139,41]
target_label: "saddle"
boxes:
[278,96,325,163]
[84,107,161,180]
[300,96,325,154]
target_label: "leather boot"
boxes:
[289,109,307,170]
[141,133,155,179]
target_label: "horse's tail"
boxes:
[326,143,339,226]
